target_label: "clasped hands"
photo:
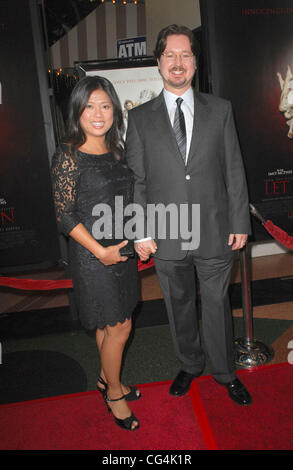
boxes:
[135,239,157,261]
[135,234,248,261]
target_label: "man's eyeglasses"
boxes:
[161,52,194,62]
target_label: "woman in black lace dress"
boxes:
[51,76,140,431]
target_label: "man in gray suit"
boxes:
[126,24,252,405]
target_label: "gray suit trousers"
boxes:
[154,251,237,383]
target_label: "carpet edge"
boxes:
[189,382,219,451]
[1,364,290,409]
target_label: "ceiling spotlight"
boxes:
[105,0,140,5]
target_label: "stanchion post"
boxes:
[234,244,274,367]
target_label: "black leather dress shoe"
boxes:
[216,378,252,406]
[169,370,201,397]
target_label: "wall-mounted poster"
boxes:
[200,0,293,241]
[75,57,163,133]
[0,0,60,272]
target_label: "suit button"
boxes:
[185,174,191,180]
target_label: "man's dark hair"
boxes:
[153,24,200,60]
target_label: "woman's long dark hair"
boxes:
[63,75,125,162]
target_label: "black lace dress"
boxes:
[51,147,139,330]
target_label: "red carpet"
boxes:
[0,364,292,450]
[191,363,293,450]
[0,381,207,450]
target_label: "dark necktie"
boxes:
[173,97,187,164]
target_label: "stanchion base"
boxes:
[234,337,274,368]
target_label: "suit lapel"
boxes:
[187,92,211,165]
[151,91,186,166]
[150,90,212,166]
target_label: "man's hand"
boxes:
[228,234,248,251]
[135,239,157,261]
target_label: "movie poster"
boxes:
[200,0,293,240]
[76,58,163,133]
[0,0,60,271]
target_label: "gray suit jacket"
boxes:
[126,90,251,260]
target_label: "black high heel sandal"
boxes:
[104,394,140,431]
[97,376,141,402]
[97,376,108,398]
[123,385,142,401]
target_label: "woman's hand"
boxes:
[97,240,129,266]
[68,224,129,266]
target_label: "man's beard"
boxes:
[161,66,193,89]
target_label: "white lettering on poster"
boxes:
[117,37,146,59]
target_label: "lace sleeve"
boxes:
[51,147,81,236]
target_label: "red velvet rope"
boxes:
[0,259,154,291]
[0,277,73,290]
[264,220,293,250]
[2,218,293,292]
